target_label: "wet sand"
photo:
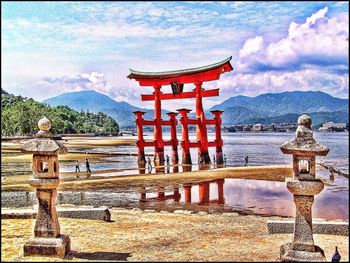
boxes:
[1,209,348,262]
[2,165,293,191]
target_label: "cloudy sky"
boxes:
[2,1,349,110]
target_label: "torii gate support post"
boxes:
[195,82,210,164]
[153,85,164,167]
[217,179,225,204]
[178,109,192,165]
[134,111,146,165]
[199,182,210,204]
[167,112,179,164]
[211,110,224,165]
[183,185,192,203]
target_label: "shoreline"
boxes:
[1,165,293,191]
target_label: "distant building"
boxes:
[252,124,263,131]
[243,125,252,132]
[322,122,346,129]
[319,122,347,132]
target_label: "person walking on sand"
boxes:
[147,157,152,172]
[85,158,91,174]
[75,160,80,172]
[245,155,249,166]
[166,155,170,167]
[213,155,216,166]
[166,155,170,173]
[223,154,227,166]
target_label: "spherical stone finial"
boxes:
[38,117,52,132]
[298,114,312,129]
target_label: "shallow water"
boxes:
[1,132,348,220]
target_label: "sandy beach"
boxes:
[1,209,348,262]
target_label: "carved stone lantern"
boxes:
[21,117,70,258]
[279,114,329,262]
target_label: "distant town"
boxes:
[122,121,349,135]
[222,121,349,133]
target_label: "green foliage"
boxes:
[1,90,119,136]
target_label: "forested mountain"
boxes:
[209,91,348,125]
[43,90,168,127]
[1,89,119,136]
[211,91,348,115]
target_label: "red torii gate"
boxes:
[128,57,233,167]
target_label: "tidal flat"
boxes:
[1,133,348,261]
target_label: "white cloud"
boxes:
[216,68,349,99]
[238,7,349,71]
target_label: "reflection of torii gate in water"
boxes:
[140,179,225,205]
[128,57,233,167]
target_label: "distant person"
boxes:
[213,155,216,165]
[85,158,91,174]
[223,154,227,166]
[245,155,249,166]
[166,155,170,173]
[147,157,152,173]
[198,155,203,164]
[75,160,80,172]
[166,155,170,167]
[332,246,341,262]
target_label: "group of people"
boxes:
[75,158,91,176]
[198,154,227,166]
[147,154,171,173]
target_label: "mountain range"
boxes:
[43,90,348,127]
[209,91,348,126]
[43,90,169,127]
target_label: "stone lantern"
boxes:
[279,114,329,262]
[21,117,70,258]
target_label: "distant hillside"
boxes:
[219,106,267,125]
[241,111,349,127]
[209,91,348,126]
[43,90,168,127]
[1,89,119,136]
[210,91,348,116]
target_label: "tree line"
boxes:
[1,89,119,136]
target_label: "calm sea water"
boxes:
[2,132,349,220]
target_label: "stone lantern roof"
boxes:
[21,117,67,155]
[280,114,329,156]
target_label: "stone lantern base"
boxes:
[24,234,70,258]
[280,243,326,262]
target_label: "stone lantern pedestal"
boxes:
[279,114,329,262]
[21,117,70,258]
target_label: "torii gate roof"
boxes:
[128,56,233,86]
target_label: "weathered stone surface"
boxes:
[24,234,70,259]
[29,178,60,189]
[267,220,349,236]
[21,138,67,155]
[21,117,70,258]
[280,243,326,262]
[280,114,329,156]
[279,114,329,261]
[286,178,324,196]
[2,207,111,221]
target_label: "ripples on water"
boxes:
[2,132,348,220]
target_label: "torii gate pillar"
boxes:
[195,82,210,164]
[153,85,164,167]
